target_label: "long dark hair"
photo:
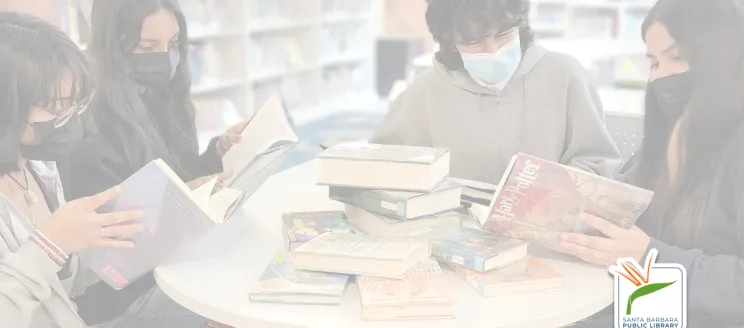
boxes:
[637,0,744,247]
[89,0,197,179]
[425,0,535,70]
[0,13,92,174]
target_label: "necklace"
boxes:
[6,168,38,227]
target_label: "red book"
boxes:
[482,153,653,246]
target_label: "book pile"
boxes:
[249,144,582,321]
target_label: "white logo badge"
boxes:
[609,249,687,328]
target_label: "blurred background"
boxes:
[0,0,652,169]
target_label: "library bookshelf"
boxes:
[59,0,377,147]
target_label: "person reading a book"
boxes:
[56,0,242,326]
[557,0,744,326]
[0,12,146,328]
[370,0,621,184]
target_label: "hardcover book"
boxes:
[447,177,497,206]
[282,211,354,251]
[420,226,529,272]
[329,180,462,220]
[357,258,455,321]
[451,256,563,297]
[291,232,430,279]
[316,142,451,192]
[344,204,461,238]
[249,253,349,305]
[484,153,654,246]
[77,159,264,289]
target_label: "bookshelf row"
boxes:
[59,0,376,142]
[530,0,655,40]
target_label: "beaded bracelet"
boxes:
[28,230,68,267]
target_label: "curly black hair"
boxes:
[426,0,534,70]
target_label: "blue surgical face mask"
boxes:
[459,34,522,85]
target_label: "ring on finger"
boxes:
[101,226,108,238]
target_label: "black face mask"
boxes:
[20,115,83,161]
[128,47,181,88]
[647,71,696,121]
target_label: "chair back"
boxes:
[605,112,644,161]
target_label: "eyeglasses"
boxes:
[36,91,96,128]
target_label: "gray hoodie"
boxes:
[370,45,621,184]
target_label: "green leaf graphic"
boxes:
[626,281,677,315]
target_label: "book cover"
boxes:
[250,253,349,304]
[318,142,449,164]
[329,180,461,220]
[484,153,654,246]
[282,211,354,250]
[357,258,453,307]
[77,160,222,289]
[452,256,563,296]
[421,226,528,272]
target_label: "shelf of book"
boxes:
[59,0,376,148]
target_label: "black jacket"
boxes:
[57,116,223,325]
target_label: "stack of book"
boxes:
[318,142,465,238]
[249,143,571,321]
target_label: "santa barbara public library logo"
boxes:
[610,249,687,328]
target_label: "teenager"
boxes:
[58,0,244,326]
[560,0,744,326]
[370,0,621,184]
[0,12,144,327]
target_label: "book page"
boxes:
[222,94,299,186]
[209,187,244,223]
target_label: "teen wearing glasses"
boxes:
[0,12,144,328]
[57,0,243,327]
[371,0,621,183]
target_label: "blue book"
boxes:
[421,226,529,272]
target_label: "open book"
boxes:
[76,159,262,289]
[483,153,654,246]
[221,94,300,188]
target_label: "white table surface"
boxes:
[154,160,614,328]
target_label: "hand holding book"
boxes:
[39,186,145,254]
[216,120,250,157]
[556,213,651,266]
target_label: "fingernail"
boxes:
[126,241,135,248]
[136,224,147,231]
[136,210,146,217]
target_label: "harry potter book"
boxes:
[483,153,653,246]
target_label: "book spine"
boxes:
[329,186,408,220]
[430,243,486,272]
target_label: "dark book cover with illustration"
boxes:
[282,211,354,250]
[484,153,654,246]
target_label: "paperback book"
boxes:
[451,256,563,297]
[221,94,299,189]
[483,153,653,246]
[250,252,349,305]
[282,211,355,251]
[291,232,430,279]
[357,258,455,321]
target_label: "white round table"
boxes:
[154,160,614,328]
